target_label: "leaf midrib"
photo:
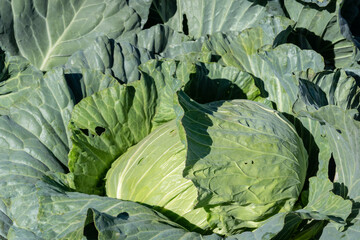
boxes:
[40,1,86,70]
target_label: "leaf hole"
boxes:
[80,128,89,136]
[182,14,189,35]
[117,212,129,220]
[328,154,336,182]
[95,127,105,136]
[251,160,254,164]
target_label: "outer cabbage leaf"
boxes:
[161,37,212,63]
[0,52,123,167]
[303,177,352,223]
[64,68,118,105]
[6,227,41,240]
[0,116,66,237]
[0,0,143,70]
[320,220,360,240]
[0,68,74,166]
[84,208,221,240]
[122,24,190,55]
[231,177,351,239]
[183,62,269,105]
[292,68,360,180]
[161,16,294,67]
[65,36,154,84]
[165,0,284,38]
[127,0,152,26]
[293,105,360,237]
[204,25,324,113]
[284,0,359,68]
[299,107,360,203]
[228,174,352,240]
[4,177,221,240]
[0,52,43,109]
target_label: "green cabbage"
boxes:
[106,99,308,235]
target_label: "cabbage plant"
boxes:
[0,0,359,239]
[106,99,308,235]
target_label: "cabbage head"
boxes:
[105,99,308,235]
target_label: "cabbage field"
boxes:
[0,0,359,239]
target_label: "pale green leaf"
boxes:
[106,120,210,232]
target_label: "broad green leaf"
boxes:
[246,45,324,113]
[6,226,41,240]
[295,105,360,234]
[166,0,284,38]
[320,220,360,240]
[0,115,65,199]
[284,0,359,68]
[304,177,352,223]
[122,24,190,55]
[0,116,66,237]
[66,36,154,84]
[294,116,331,181]
[226,213,297,240]
[85,208,222,240]
[2,68,75,166]
[292,68,360,184]
[68,81,156,195]
[161,37,212,63]
[0,53,43,109]
[68,60,188,194]
[204,23,324,113]
[301,107,360,202]
[202,16,293,64]
[34,181,218,240]
[0,59,118,168]
[164,15,293,67]
[5,0,142,70]
[138,59,195,127]
[294,69,360,111]
[64,68,118,105]
[183,62,269,105]
[127,0,152,26]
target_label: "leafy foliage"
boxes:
[0,0,359,239]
